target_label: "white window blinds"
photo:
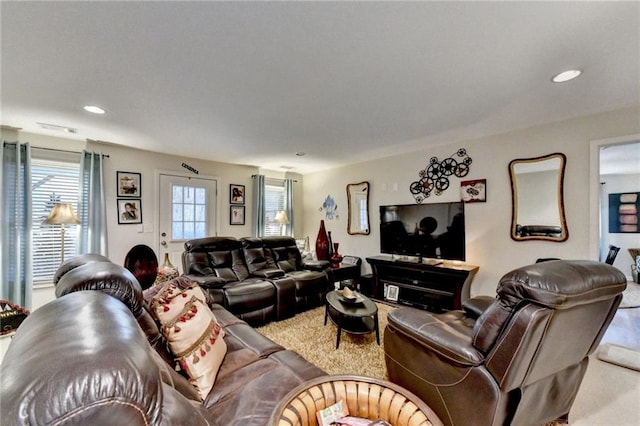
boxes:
[31,158,80,283]
[263,179,284,236]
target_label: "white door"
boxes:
[158,173,218,273]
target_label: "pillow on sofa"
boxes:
[149,279,227,399]
[147,277,208,326]
[156,295,227,399]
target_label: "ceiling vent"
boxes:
[37,122,78,133]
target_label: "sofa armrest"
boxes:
[302,260,331,271]
[462,296,495,319]
[386,308,484,366]
[184,274,226,289]
[251,268,285,279]
[269,276,296,320]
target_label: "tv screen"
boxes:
[379,202,465,261]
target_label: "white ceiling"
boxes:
[1,1,639,174]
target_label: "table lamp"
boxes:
[43,203,80,263]
[274,210,289,236]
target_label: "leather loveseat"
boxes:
[183,236,333,325]
[0,255,326,425]
[384,260,627,426]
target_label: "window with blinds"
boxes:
[263,179,285,236]
[32,158,80,283]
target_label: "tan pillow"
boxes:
[150,280,208,324]
[150,280,226,399]
[160,296,227,399]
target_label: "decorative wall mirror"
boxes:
[509,153,568,242]
[347,181,370,235]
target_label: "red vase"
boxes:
[316,220,329,260]
[330,243,343,268]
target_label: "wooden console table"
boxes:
[366,255,479,312]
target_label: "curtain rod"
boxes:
[33,146,110,158]
[251,174,298,182]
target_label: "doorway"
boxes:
[591,137,640,278]
[158,173,218,273]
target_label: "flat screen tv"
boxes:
[379,202,465,261]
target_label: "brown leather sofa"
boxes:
[384,260,627,426]
[182,236,332,324]
[0,255,326,425]
[242,236,335,313]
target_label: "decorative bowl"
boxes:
[269,375,443,426]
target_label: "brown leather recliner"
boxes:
[244,236,334,313]
[182,236,296,325]
[384,260,627,426]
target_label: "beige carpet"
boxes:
[257,302,395,380]
[258,302,640,425]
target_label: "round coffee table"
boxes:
[324,290,379,349]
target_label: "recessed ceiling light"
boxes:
[83,105,106,114]
[551,69,582,83]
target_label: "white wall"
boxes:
[3,106,639,308]
[1,131,302,309]
[302,106,640,297]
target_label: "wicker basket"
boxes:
[269,375,443,426]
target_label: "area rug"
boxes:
[256,302,395,380]
[597,343,640,371]
[619,281,640,309]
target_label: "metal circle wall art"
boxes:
[410,148,472,203]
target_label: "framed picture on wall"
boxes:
[117,199,142,224]
[460,179,486,203]
[230,184,245,204]
[230,205,245,225]
[609,192,639,233]
[117,171,141,197]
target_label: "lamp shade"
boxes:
[274,210,289,224]
[43,203,80,225]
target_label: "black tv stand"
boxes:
[366,255,479,312]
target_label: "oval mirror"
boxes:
[347,181,370,235]
[509,153,568,242]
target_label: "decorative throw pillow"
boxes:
[149,279,226,399]
[158,296,227,399]
[149,278,209,324]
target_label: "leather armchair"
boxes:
[384,260,627,426]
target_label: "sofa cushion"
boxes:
[149,345,202,402]
[269,246,296,272]
[184,252,214,276]
[208,250,239,282]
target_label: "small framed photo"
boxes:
[230,205,245,225]
[118,199,142,224]
[230,184,245,204]
[386,284,399,302]
[117,171,141,197]
[461,179,487,203]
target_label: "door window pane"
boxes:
[171,184,207,240]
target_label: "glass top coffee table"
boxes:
[324,290,380,349]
